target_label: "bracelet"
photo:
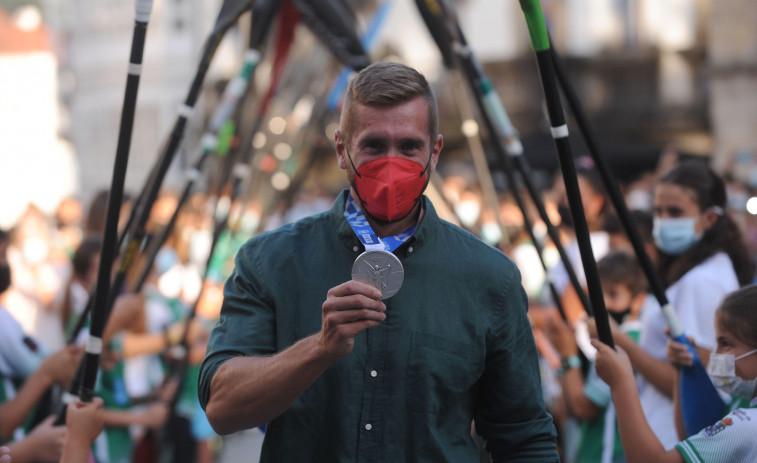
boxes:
[560,355,581,371]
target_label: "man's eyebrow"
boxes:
[399,136,426,145]
[358,135,386,146]
[357,135,426,146]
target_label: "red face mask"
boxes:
[351,155,429,222]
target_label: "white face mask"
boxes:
[707,349,757,399]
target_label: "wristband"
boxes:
[560,355,581,371]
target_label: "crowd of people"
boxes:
[1,61,757,462]
[509,155,757,462]
[0,188,230,462]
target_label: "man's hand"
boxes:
[40,344,84,387]
[318,280,386,361]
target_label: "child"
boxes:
[605,161,753,449]
[61,397,105,463]
[0,227,83,462]
[593,284,757,462]
[550,250,647,463]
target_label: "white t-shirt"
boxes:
[123,286,178,399]
[637,253,739,449]
[675,398,757,463]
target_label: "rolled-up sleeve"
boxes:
[198,240,277,410]
[474,269,559,462]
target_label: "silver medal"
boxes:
[351,250,404,300]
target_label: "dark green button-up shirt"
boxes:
[199,191,558,462]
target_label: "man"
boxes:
[199,62,558,461]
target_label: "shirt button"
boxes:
[370,370,378,378]
[364,424,372,431]
[408,246,414,253]
[352,245,359,252]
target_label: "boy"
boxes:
[550,251,647,463]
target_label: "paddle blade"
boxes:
[249,0,286,48]
[213,0,254,36]
[290,0,370,71]
[413,0,455,68]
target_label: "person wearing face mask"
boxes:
[591,283,757,463]
[198,62,559,462]
[549,251,648,463]
[602,160,755,450]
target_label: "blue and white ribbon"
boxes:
[344,195,417,252]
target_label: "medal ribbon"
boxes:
[344,195,417,252]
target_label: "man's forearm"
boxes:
[206,334,334,435]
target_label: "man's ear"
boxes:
[429,134,443,173]
[335,130,348,170]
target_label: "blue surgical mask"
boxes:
[652,216,703,255]
[707,349,757,399]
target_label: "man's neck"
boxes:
[349,188,424,238]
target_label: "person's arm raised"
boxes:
[548,316,602,420]
[590,317,676,398]
[0,344,82,440]
[60,398,104,463]
[205,280,386,435]
[592,340,685,463]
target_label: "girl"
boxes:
[604,160,754,448]
[592,284,757,462]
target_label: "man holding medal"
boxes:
[199,62,558,461]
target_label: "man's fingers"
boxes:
[323,293,385,314]
[324,307,386,326]
[323,281,386,315]
[327,280,382,300]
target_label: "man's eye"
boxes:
[364,142,384,151]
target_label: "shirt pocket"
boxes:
[406,331,481,414]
